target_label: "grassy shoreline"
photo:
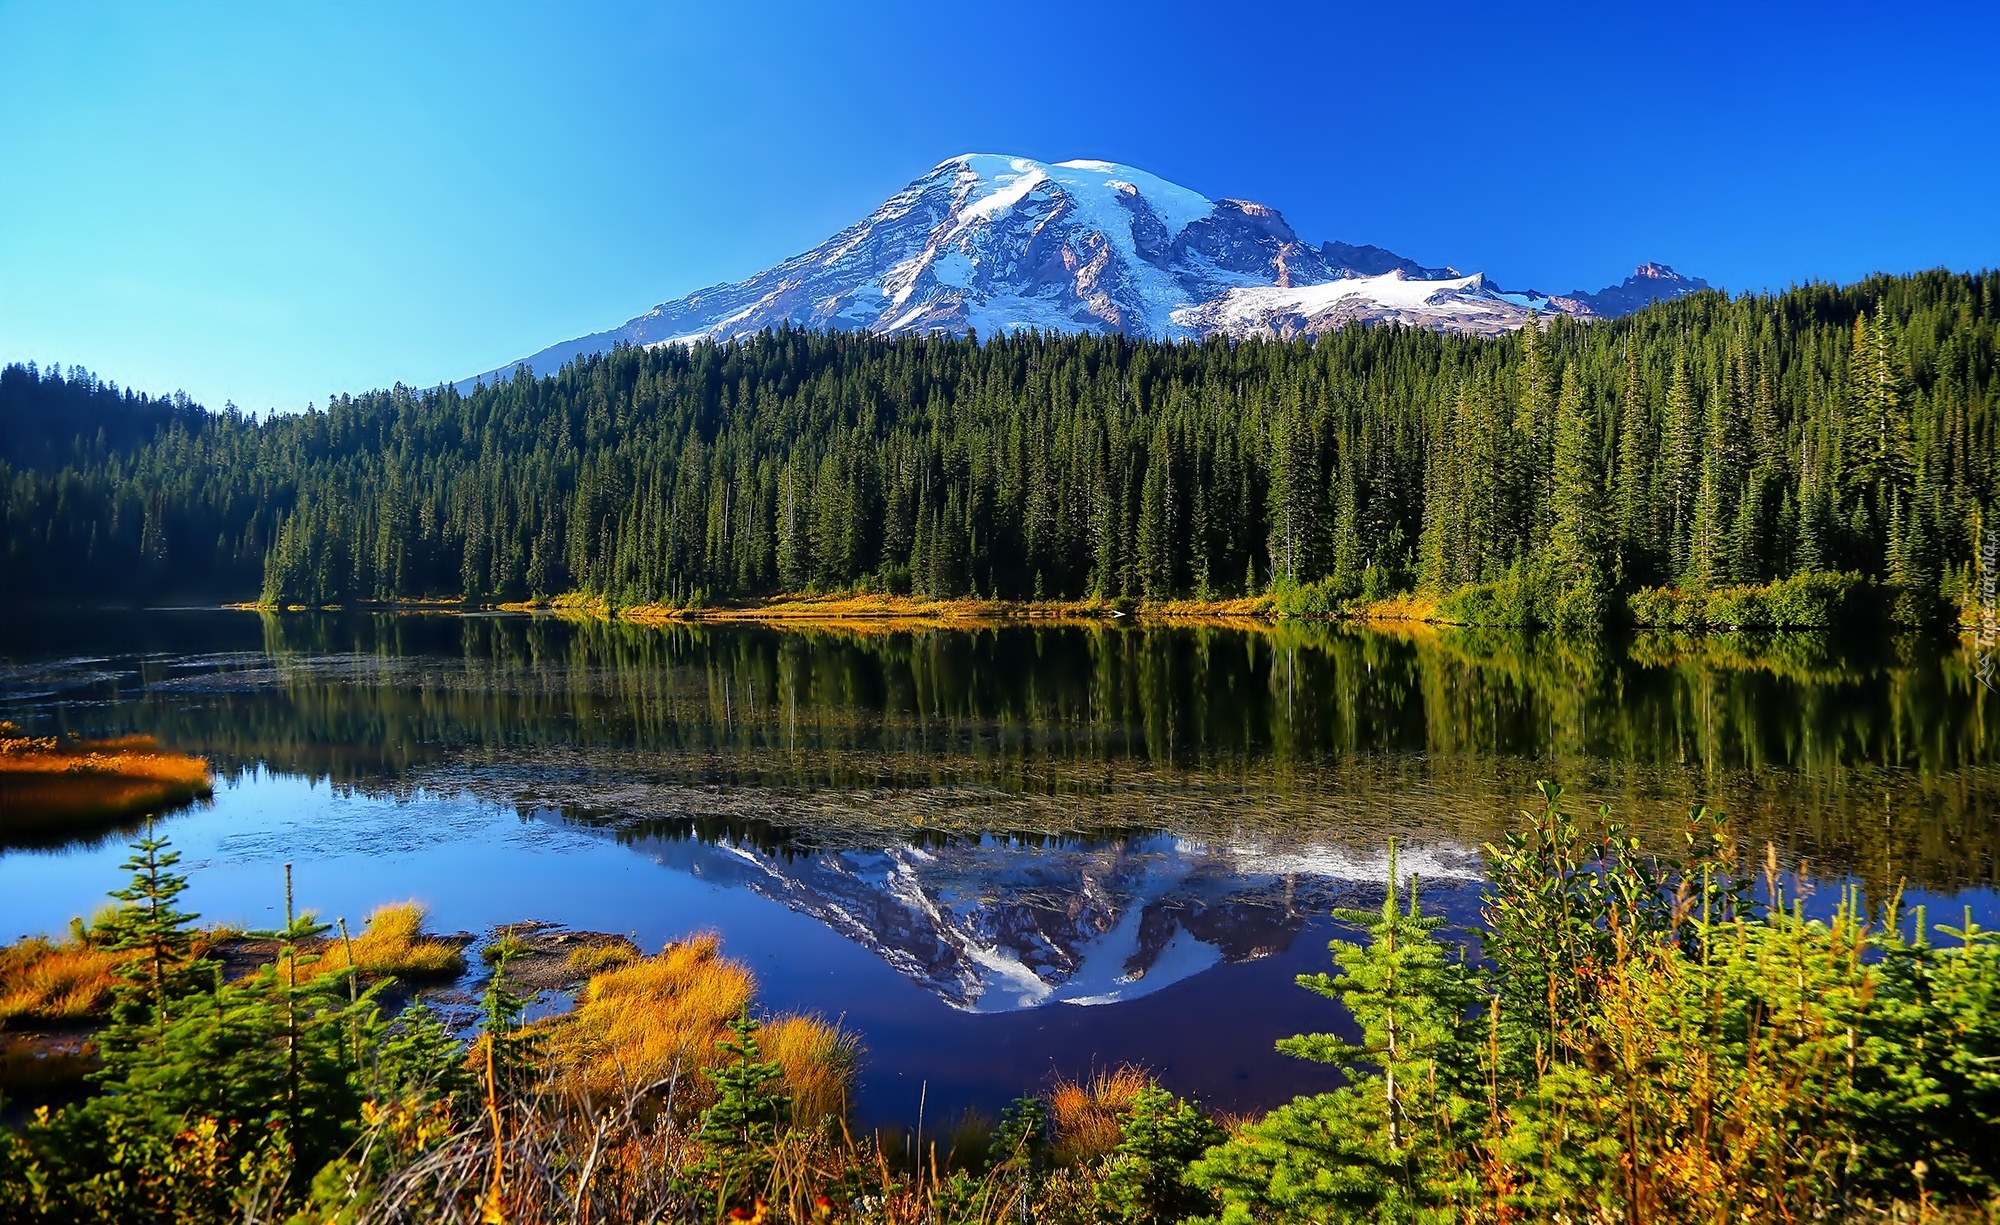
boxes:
[226,589,1449,627]
[216,570,1962,632]
[0,727,213,845]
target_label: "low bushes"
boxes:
[1628,571,1888,629]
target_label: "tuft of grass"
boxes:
[564,941,637,976]
[542,932,860,1126]
[0,936,125,1027]
[317,902,466,980]
[762,1013,861,1128]
[940,1106,997,1172]
[481,933,529,964]
[1047,1066,1150,1164]
[545,933,755,1105]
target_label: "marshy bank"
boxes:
[0,725,212,848]
[0,895,661,1105]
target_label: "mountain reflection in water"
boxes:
[2,608,1997,1116]
[598,824,1480,1012]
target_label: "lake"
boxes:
[2,608,1996,1124]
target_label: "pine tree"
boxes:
[1267,392,1317,587]
[1548,362,1609,625]
[696,1008,790,1205]
[1616,341,1654,584]
[1661,354,1701,578]
[96,823,209,1066]
[1187,843,1483,1223]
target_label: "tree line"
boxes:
[3,269,1994,623]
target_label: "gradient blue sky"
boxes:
[2,1,1995,414]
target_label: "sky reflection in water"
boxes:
[1,609,1995,1119]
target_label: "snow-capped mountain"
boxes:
[478,154,1709,383]
[609,827,1480,1012]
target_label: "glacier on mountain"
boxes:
[475,154,1710,386]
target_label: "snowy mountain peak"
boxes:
[477,155,1712,386]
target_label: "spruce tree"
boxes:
[696,1008,790,1205]
[1187,843,1483,1223]
[96,823,209,1067]
[1615,340,1654,584]
[1548,362,1609,625]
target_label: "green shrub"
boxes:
[1629,572,1882,630]
[1269,577,1345,618]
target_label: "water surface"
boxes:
[2,609,1995,1120]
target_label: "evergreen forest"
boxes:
[4,270,1996,628]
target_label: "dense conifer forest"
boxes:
[4,270,1995,625]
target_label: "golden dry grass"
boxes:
[0,727,213,837]
[611,591,1122,627]
[1346,592,1444,623]
[0,731,213,788]
[565,941,638,975]
[313,902,467,980]
[0,936,125,1027]
[542,933,859,1123]
[1138,594,1277,618]
[1047,1066,1150,1164]
[762,1013,860,1127]
[544,933,755,1104]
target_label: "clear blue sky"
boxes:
[2,1,1995,414]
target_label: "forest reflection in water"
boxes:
[4,608,1996,1116]
[2,608,1995,898]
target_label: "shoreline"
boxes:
[205,580,1969,634]
[220,590,1453,627]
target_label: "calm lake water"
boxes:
[2,609,1997,1122]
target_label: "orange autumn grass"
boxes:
[284,902,467,982]
[541,932,859,1124]
[0,936,125,1027]
[0,725,213,834]
[1047,1065,1151,1164]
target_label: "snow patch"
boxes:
[930,249,975,288]
[1050,159,1214,237]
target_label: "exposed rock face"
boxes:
[477,155,1710,384]
[1559,261,1712,317]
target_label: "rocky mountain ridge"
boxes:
[477,155,1710,385]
